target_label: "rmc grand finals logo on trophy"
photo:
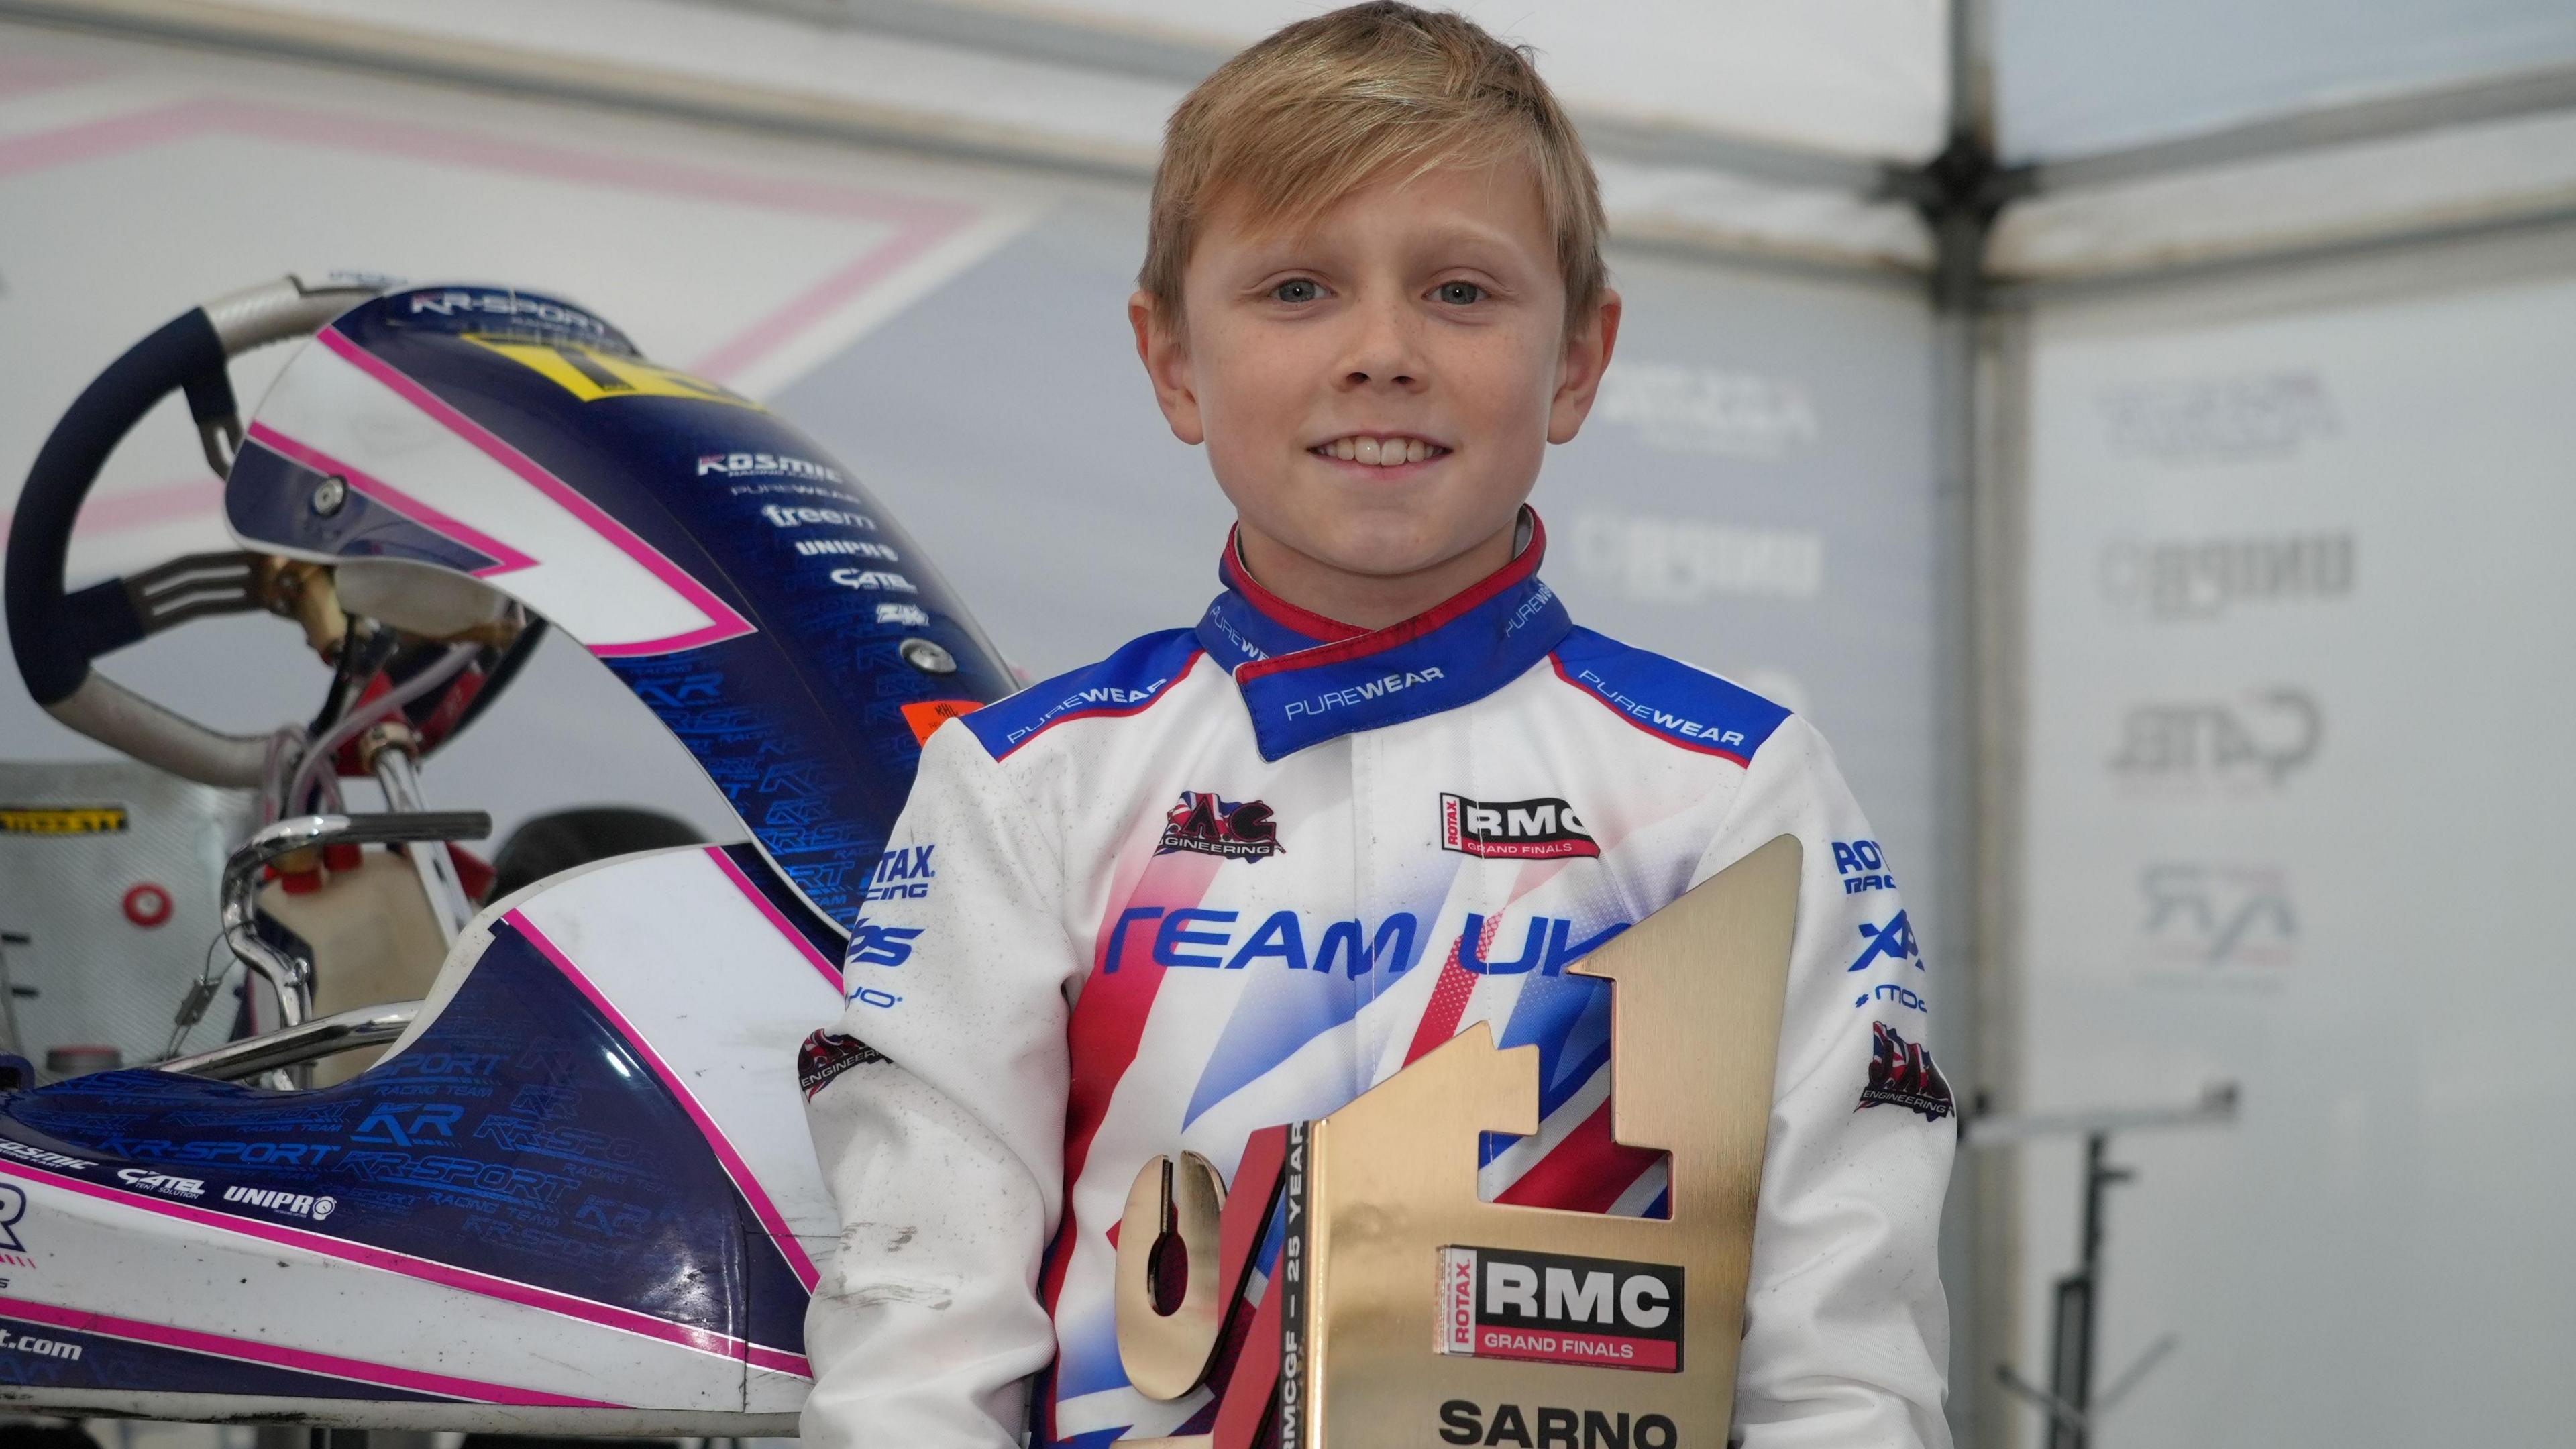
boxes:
[1110,837,1804,1449]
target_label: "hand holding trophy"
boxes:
[1113,837,1805,1449]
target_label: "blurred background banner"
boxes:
[1,2,2572,1446]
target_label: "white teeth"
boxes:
[1318,436,1440,467]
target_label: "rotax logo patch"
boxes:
[1439,794,1598,860]
[1437,1246,1682,1373]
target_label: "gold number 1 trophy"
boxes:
[1112,836,1803,1449]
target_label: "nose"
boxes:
[1336,294,1425,392]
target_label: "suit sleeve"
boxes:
[1694,714,1955,1449]
[799,723,1077,1449]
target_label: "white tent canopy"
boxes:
[15,0,2573,284]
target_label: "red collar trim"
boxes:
[1218,530,1368,643]
[1234,511,1549,683]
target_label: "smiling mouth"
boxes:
[1311,435,1448,467]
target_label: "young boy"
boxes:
[800,6,1953,1447]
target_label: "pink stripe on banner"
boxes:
[747,1344,815,1378]
[511,911,824,1295]
[0,1291,617,1407]
[317,328,756,657]
[0,476,221,550]
[0,96,981,391]
[689,216,964,382]
[244,421,539,576]
[0,1161,742,1366]
[707,847,843,994]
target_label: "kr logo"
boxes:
[1847,909,1919,972]
[355,1103,465,1146]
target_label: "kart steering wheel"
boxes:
[6,275,442,787]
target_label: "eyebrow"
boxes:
[1235,217,1537,274]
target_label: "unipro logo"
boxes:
[222,1185,337,1221]
[2100,531,2353,621]
[1436,1246,1683,1373]
[1440,794,1598,860]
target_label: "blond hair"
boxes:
[1140,2,1607,333]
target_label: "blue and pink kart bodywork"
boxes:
[0,285,1008,1430]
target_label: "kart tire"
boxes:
[487,806,703,901]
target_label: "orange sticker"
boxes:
[901,699,983,744]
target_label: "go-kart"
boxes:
[0,277,1013,1430]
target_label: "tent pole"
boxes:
[1882,1,2022,1445]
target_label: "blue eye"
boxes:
[1273,278,1322,303]
[1435,281,1484,305]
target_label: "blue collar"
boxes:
[1195,512,1574,760]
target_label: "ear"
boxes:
[1130,290,1205,446]
[1546,288,1623,445]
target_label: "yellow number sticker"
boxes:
[462,335,761,409]
[0,806,128,835]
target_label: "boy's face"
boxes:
[1133,158,1618,619]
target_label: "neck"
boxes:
[1232,519,1520,633]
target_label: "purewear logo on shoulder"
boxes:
[1565,668,1756,753]
[1157,792,1284,862]
[1002,673,1181,747]
[1440,794,1598,860]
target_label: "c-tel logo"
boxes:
[1440,794,1599,860]
[1436,1245,1682,1373]
[2109,688,2321,790]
